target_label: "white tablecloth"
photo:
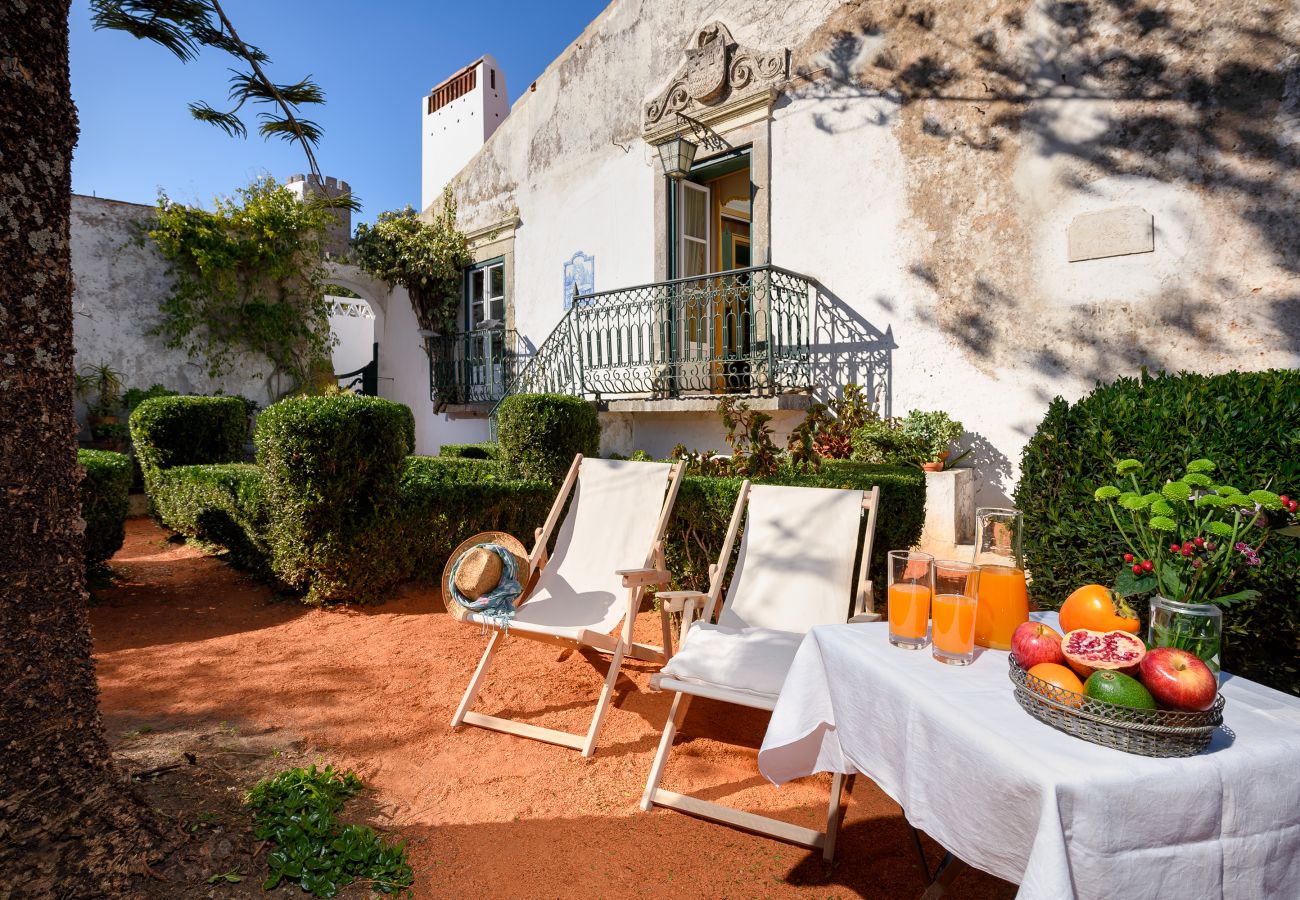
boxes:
[757,613,1300,900]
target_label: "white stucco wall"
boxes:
[439,0,1300,505]
[327,298,376,374]
[70,195,277,411]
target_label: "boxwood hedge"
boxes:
[78,448,132,565]
[1015,369,1300,695]
[140,395,926,610]
[254,396,415,604]
[497,394,599,482]
[439,442,501,460]
[130,395,249,487]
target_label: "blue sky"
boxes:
[70,0,609,224]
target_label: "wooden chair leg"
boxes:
[641,691,691,810]
[581,639,627,757]
[451,630,502,727]
[823,771,848,861]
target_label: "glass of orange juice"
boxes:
[932,561,980,666]
[887,550,934,649]
[972,508,1029,650]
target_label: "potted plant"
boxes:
[1094,457,1299,672]
[901,410,965,472]
[75,362,125,432]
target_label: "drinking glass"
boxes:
[887,550,934,649]
[971,508,1029,650]
[932,561,980,666]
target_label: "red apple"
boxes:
[1012,621,1065,669]
[1139,647,1218,712]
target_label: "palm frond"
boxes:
[90,0,214,62]
[188,101,248,139]
[229,72,324,108]
[258,115,323,147]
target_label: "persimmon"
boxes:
[1058,584,1140,634]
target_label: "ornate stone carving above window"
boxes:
[642,22,788,134]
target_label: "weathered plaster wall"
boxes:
[70,195,275,407]
[443,0,1300,501]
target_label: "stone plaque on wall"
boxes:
[1067,206,1154,262]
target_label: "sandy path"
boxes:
[92,518,1016,899]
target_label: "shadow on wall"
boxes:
[962,429,1014,508]
[808,280,896,415]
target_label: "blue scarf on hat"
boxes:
[448,543,523,630]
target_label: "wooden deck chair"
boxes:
[640,481,881,860]
[451,454,685,757]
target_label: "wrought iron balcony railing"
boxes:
[492,265,813,423]
[426,326,519,406]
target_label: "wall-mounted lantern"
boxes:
[657,135,698,179]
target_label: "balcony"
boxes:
[426,326,519,409]
[498,265,815,415]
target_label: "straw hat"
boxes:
[440,532,530,622]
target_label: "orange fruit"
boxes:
[1027,662,1085,707]
[1059,584,1141,635]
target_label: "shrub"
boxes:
[255,395,414,603]
[497,393,600,482]
[148,463,270,573]
[851,419,926,467]
[439,442,500,460]
[1016,369,1300,695]
[398,458,554,579]
[78,449,131,565]
[130,395,249,487]
[665,461,926,610]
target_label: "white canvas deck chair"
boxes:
[641,481,881,860]
[451,454,685,757]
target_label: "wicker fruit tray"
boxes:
[1008,658,1225,757]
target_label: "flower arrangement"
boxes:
[1094,458,1298,607]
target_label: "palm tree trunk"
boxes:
[0,1,167,891]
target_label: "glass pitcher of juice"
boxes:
[971,508,1029,650]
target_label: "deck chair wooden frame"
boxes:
[451,454,686,757]
[640,480,881,860]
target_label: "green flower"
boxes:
[1118,492,1150,511]
[1094,485,1121,501]
[1182,473,1212,488]
[1206,521,1236,538]
[1248,490,1282,510]
[1148,516,1178,532]
[1186,459,1216,474]
[1150,499,1175,516]
[1161,481,1192,502]
[1115,459,1143,475]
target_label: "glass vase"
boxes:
[970,508,1029,650]
[1147,595,1223,676]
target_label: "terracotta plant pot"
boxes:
[921,451,950,472]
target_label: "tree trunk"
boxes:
[0,1,167,892]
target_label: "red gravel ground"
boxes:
[92,518,1017,899]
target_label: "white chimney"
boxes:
[421,55,508,212]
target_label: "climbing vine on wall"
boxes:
[351,187,471,333]
[147,177,334,396]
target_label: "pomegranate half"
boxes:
[1062,628,1147,679]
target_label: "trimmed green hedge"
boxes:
[149,463,270,573]
[130,395,249,488]
[79,449,132,565]
[439,442,500,460]
[1016,369,1300,695]
[665,462,926,604]
[255,396,414,604]
[497,394,599,482]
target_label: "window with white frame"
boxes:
[466,259,505,329]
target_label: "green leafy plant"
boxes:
[352,189,471,333]
[75,362,126,418]
[123,383,178,413]
[78,449,132,566]
[438,442,500,460]
[245,765,412,897]
[900,409,964,465]
[146,177,335,395]
[718,396,780,478]
[850,418,926,467]
[130,395,250,489]
[1016,368,1300,696]
[496,393,600,484]
[1095,458,1296,607]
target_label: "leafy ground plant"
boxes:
[245,765,413,897]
